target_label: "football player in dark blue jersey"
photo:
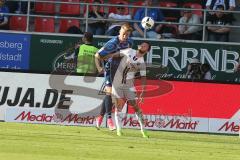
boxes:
[95,23,133,131]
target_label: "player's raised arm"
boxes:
[95,43,117,73]
[94,52,103,73]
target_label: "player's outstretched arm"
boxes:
[95,49,120,61]
[94,52,103,73]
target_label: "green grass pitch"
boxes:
[0,122,239,160]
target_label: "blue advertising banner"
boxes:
[0,33,31,69]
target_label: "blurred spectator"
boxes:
[5,1,16,13]
[85,0,107,35]
[105,2,131,36]
[66,26,83,34]
[206,0,236,13]
[178,9,202,40]
[201,63,212,80]
[157,24,178,39]
[5,1,28,14]
[0,0,9,30]
[207,5,234,42]
[132,0,164,39]
[186,58,202,80]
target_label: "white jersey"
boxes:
[112,48,146,99]
[112,48,146,86]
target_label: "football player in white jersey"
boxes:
[111,41,151,138]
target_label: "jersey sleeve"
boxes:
[98,40,118,57]
[128,38,134,48]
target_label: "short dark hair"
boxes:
[117,2,125,10]
[83,32,93,42]
[183,6,192,13]
[201,63,210,71]
[216,5,225,10]
[94,0,102,3]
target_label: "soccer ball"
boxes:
[141,16,155,30]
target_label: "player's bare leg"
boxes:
[96,86,115,130]
[114,98,125,136]
[128,100,149,138]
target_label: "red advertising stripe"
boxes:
[129,80,240,119]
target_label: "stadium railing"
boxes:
[2,0,240,45]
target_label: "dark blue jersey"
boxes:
[98,36,133,57]
[98,36,133,86]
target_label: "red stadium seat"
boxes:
[35,0,56,14]
[60,0,81,16]
[159,1,178,8]
[183,3,203,18]
[9,16,27,31]
[34,17,55,33]
[159,1,179,22]
[108,0,129,15]
[59,19,80,33]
